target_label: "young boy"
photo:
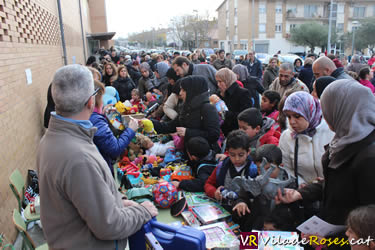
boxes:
[238,108,280,149]
[171,137,217,192]
[204,130,258,212]
[261,90,281,122]
[232,144,287,231]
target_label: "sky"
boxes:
[106,0,223,38]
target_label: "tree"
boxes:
[339,18,375,54]
[288,22,335,53]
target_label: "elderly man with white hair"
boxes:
[37,64,157,249]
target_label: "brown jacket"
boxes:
[269,77,309,99]
[37,115,152,249]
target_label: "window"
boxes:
[259,24,266,33]
[275,24,282,32]
[259,3,266,14]
[374,5,375,16]
[337,4,344,14]
[235,25,238,35]
[234,0,238,8]
[337,23,344,33]
[304,5,318,18]
[290,24,296,30]
[353,6,365,18]
[276,4,282,13]
[234,8,238,17]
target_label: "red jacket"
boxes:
[204,167,219,198]
[259,124,280,146]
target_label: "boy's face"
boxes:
[261,96,274,113]
[263,222,277,231]
[255,161,280,179]
[228,148,249,167]
[238,120,261,139]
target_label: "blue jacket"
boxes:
[89,112,135,174]
[216,156,258,188]
[242,58,263,79]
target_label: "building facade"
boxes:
[216,0,375,54]
[0,0,112,239]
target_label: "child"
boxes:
[171,136,217,192]
[204,130,258,210]
[130,89,145,112]
[261,90,281,122]
[238,108,280,149]
[263,204,299,231]
[346,205,375,250]
[233,144,294,231]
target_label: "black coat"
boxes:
[153,93,220,151]
[300,130,375,248]
[126,65,141,87]
[220,82,253,136]
[43,83,55,128]
[102,74,114,87]
[112,77,136,102]
[242,76,264,109]
[298,65,314,92]
[179,151,217,192]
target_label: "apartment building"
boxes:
[217,0,375,54]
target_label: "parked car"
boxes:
[233,50,248,62]
[256,53,272,66]
[278,54,304,65]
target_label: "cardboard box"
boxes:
[122,114,145,124]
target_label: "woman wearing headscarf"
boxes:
[279,91,335,185]
[138,62,158,97]
[154,62,170,96]
[152,76,220,151]
[276,80,375,249]
[233,64,264,109]
[311,76,336,99]
[216,68,252,136]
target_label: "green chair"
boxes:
[13,209,48,250]
[9,169,40,226]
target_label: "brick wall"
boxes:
[0,0,88,240]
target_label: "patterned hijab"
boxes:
[321,79,375,168]
[283,91,322,138]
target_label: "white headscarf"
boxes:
[320,79,375,168]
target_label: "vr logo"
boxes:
[240,232,259,249]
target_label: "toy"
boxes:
[141,119,156,134]
[231,158,296,210]
[136,134,174,156]
[118,171,133,192]
[141,169,159,185]
[163,148,183,164]
[209,94,228,120]
[115,101,126,114]
[160,168,171,178]
[106,109,125,131]
[127,172,144,188]
[171,165,194,182]
[152,182,178,208]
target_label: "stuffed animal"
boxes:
[115,101,126,114]
[141,119,156,135]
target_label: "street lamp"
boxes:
[351,21,359,56]
[193,9,198,50]
[251,0,255,51]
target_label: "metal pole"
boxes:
[57,0,67,65]
[251,0,255,51]
[78,0,87,62]
[327,0,333,54]
[351,28,355,56]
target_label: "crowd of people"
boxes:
[38,47,375,249]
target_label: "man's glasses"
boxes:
[84,88,100,106]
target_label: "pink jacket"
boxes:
[359,79,375,94]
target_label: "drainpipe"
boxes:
[57,0,67,65]
[78,0,87,62]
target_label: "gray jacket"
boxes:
[37,116,152,249]
[191,64,218,94]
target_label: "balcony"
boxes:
[286,11,329,20]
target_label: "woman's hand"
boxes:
[275,188,302,204]
[232,202,250,217]
[214,186,224,201]
[176,127,186,137]
[128,118,139,131]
